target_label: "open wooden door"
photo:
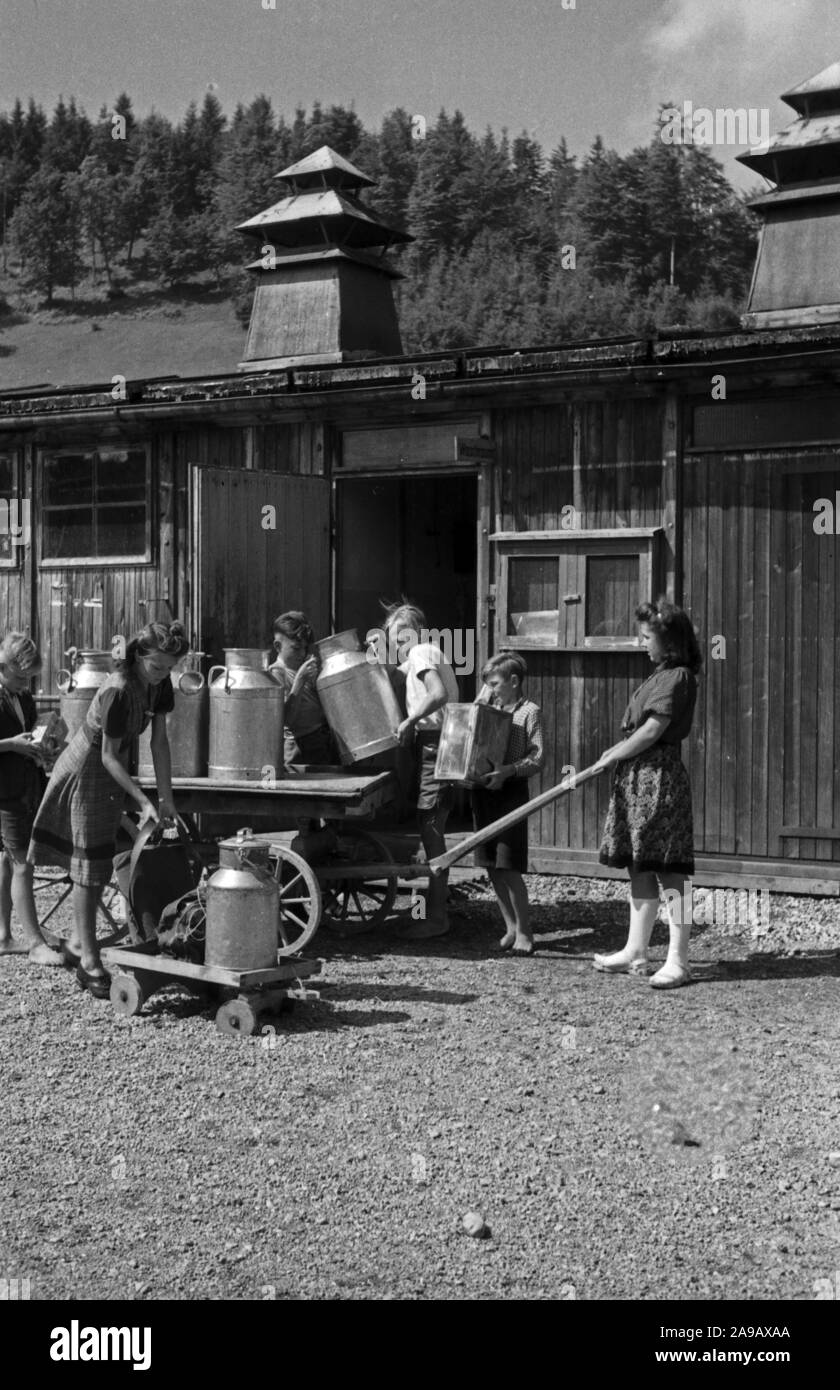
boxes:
[190,467,331,661]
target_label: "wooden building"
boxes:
[2,81,840,895]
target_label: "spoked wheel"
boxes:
[266,844,322,956]
[321,829,397,936]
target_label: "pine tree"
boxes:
[11,167,84,302]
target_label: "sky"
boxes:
[0,0,836,191]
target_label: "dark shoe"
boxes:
[75,963,111,999]
[61,941,82,969]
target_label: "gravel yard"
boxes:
[1,873,838,1302]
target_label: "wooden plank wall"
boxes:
[683,449,840,865]
[492,400,666,853]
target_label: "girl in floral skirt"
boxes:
[592,600,702,990]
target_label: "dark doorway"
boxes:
[335,473,478,698]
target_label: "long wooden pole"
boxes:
[428,762,606,875]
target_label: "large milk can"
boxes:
[208,648,285,781]
[56,648,114,741]
[315,630,401,763]
[205,831,279,969]
[137,652,209,778]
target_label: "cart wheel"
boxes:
[110,972,145,1017]
[215,998,258,1037]
[321,829,398,936]
[266,845,322,957]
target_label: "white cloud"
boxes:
[648,0,825,56]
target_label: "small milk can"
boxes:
[315,629,401,763]
[434,703,513,786]
[138,651,209,778]
[204,830,279,970]
[56,648,114,741]
[208,648,285,781]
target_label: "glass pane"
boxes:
[43,509,93,559]
[586,554,639,637]
[96,505,147,557]
[43,455,94,508]
[96,450,147,503]
[0,455,14,492]
[507,556,560,641]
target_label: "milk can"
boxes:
[138,652,209,778]
[207,648,285,781]
[204,830,279,969]
[56,648,114,741]
[434,703,513,786]
[315,630,401,764]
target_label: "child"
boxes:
[267,611,335,768]
[29,621,186,997]
[472,653,544,955]
[0,633,63,966]
[385,601,459,939]
[592,599,702,989]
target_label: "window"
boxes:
[40,447,151,563]
[0,453,25,567]
[493,529,664,652]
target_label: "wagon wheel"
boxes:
[266,844,322,957]
[110,972,145,1018]
[321,829,397,936]
[216,998,258,1037]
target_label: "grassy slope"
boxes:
[0,290,248,391]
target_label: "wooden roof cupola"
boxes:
[739,62,840,328]
[236,145,413,370]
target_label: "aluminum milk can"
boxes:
[208,648,285,782]
[434,702,513,785]
[56,648,114,741]
[204,831,279,969]
[138,651,209,778]
[315,629,401,763]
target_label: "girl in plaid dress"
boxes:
[29,621,189,997]
[472,654,545,956]
[593,601,701,990]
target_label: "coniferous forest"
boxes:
[0,92,761,350]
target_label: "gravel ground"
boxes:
[1,873,838,1302]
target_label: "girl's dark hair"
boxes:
[118,620,190,672]
[273,611,315,647]
[636,599,702,673]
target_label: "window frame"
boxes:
[0,450,25,570]
[38,444,154,568]
[492,528,664,653]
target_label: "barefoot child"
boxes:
[472,654,544,955]
[0,633,63,966]
[592,600,701,989]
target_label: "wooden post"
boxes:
[429,762,606,874]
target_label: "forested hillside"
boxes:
[0,92,761,353]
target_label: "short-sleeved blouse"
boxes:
[84,672,175,752]
[621,664,697,745]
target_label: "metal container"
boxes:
[205,831,279,970]
[434,702,513,786]
[208,648,284,782]
[138,652,209,778]
[56,648,114,741]
[315,629,401,764]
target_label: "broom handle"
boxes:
[428,761,607,875]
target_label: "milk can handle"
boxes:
[56,668,74,693]
[207,664,228,690]
[176,670,206,694]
